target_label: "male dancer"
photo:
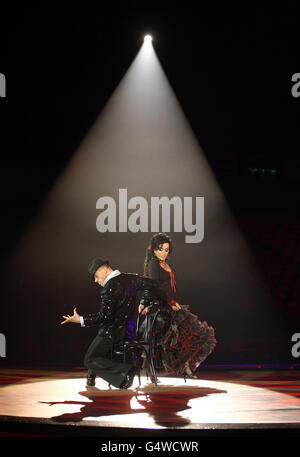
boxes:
[61,258,159,389]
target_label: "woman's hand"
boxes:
[60,307,81,325]
[138,304,144,314]
[138,304,149,315]
[171,302,181,311]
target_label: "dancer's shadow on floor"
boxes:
[40,383,227,428]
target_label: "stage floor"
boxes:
[0,368,300,437]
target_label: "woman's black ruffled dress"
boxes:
[140,258,217,375]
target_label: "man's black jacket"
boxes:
[82,272,160,342]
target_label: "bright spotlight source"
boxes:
[144,35,153,43]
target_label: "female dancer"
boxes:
[139,232,217,379]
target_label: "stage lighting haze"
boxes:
[0,36,289,366]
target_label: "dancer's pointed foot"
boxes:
[182,362,198,380]
[149,373,160,384]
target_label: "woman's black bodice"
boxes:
[147,258,179,307]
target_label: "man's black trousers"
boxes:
[84,335,133,388]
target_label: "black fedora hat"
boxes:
[88,258,110,280]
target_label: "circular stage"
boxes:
[1,372,300,432]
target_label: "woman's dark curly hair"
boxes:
[143,232,173,277]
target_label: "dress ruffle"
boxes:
[142,303,217,375]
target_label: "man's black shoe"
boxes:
[86,369,96,386]
[120,367,136,389]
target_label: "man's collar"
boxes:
[102,269,121,287]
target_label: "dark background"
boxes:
[0,3,299,366]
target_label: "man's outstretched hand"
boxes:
[60,307,81,325]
